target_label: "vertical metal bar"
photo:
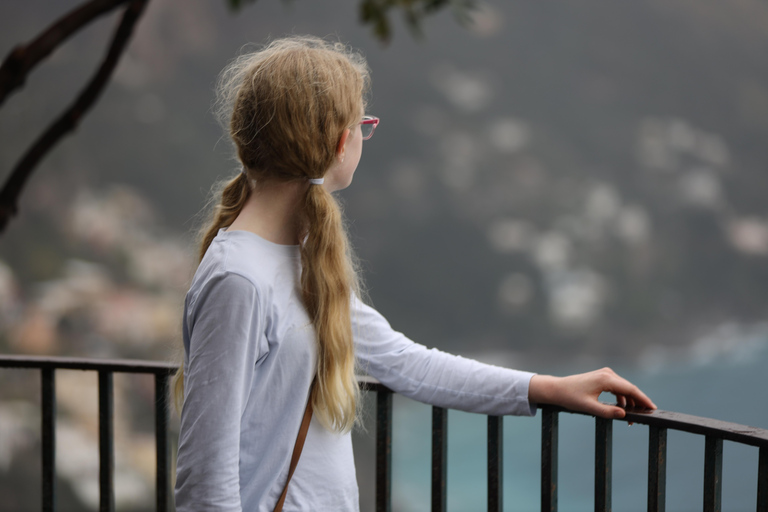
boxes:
[595,417,613,512]
[647,426,667,512]
[98,371,114,512]
[757,446,767,512]
[703,436,723,512]
[541,408,559,512]
[487,415,503,512]
[41,368,56,512]
[432,406,448,512]
[376,388,392,512]
[155,373,170,512]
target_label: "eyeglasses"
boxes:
[360,116,380,140]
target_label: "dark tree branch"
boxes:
[0,0,149,233]
[0,0,132,107]
[0,0,461,235]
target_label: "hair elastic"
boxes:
[240,166,248,177]
[308,178,324,185]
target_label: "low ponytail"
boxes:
[300,184,359,432]
[172,170,252,413]
[197,172,251,261]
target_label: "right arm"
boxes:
[175,273,263,512]
[352,296,655,419]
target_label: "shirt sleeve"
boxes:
[353,295,536,417]
[175,272,264,512]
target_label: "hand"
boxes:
[528,367,656,419]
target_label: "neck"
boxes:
[228,178,307,245]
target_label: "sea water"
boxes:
[385,325,768,512]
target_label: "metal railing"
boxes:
[0,355,175,512]
[1,355,767,512]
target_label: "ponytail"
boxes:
[299,183,359,432]
[197,172,251,261]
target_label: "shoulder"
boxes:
[185,229,302,318]
[183,271,262,337]
[188,242,259,305]
[190,229,297,297]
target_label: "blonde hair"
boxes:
[172,37,369,433]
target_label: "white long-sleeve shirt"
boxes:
[174,228,536,512]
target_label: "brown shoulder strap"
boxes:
[273,396,314,512]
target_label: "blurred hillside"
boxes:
[0,0,767,359]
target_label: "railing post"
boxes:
[98,371,114,512]
[595,417,613,512]
[432,406,448,512]
[758,446,767,512]
[41,368,56,512]
[647,426,667,512]
[703,436,723,512]
[487,415,503,512]
[155,372,170,512]
[376,388,392,512]
[541,408,559,512]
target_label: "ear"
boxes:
[336,129,350,161]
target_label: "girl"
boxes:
[174,36,655,512]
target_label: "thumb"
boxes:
[593,403,626,420]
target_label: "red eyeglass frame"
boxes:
[360,116,380,140]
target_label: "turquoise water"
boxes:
[385,329,768,511]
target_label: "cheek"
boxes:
[352,141,363,164]
[351,132,364,160]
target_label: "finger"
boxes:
[616,394,635,409]
[591,403,626,420]
[575,393,627,419]
[602,375,656,410]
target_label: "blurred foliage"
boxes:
[226,0,475,41]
